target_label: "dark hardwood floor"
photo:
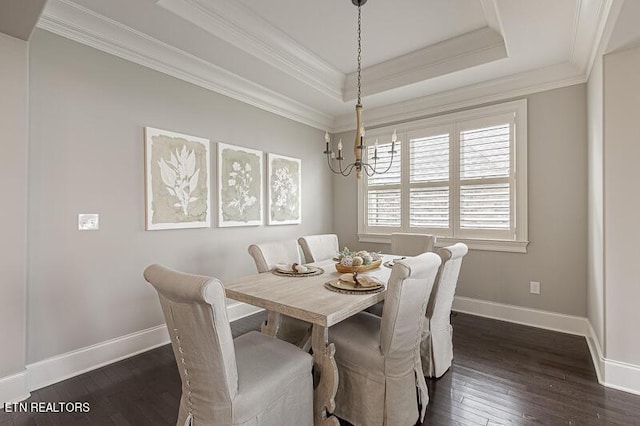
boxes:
[2,312,639,425]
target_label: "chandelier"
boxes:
[323,0,398,179]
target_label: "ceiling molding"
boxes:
[343,27,507,101]
[571,0,612,73]
[156,0,345,101]
[37,0,333,131]
[332,62,586,132]
[480,0,509,55]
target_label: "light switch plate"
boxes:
[78,214,99,230]
[530,281,540,295]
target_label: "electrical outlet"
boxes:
[79,214,99,230]
[530,281,541,295]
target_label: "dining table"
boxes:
[223,255,396,426]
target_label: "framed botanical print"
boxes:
[267,153,301,225]
[145,127,211,230]
[218,143,263,227]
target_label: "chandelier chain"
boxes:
[357,3,362,105]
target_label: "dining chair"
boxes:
[247,239,303,272]
[247,241,312,349]
[143,264,313,426]
[366,233,437,317]
[329,252,441,426]
[297,233,339,263]
[390,232,437,256]
[421,242,468,378]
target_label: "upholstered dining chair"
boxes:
[247,241,312,348]
[329,252,441,426]
[247,239,303,272]
[143,264,313,426]
[421,242,468,378]
[297,234,339,263]
[390,232,437,256]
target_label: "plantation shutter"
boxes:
[365,140,401,228]
[408,130,451,230]
[457,114,515,238]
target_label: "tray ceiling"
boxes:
[37,0,616,131]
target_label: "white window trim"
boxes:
[357,99,528,253]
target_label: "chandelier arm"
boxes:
[326,154,346,175]
[342,163,357,177]
[375,150,397,174]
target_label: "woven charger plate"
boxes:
[335,259,382,273]
[324,279,384,295]
[272,266,324,277]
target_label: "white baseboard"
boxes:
[27,324,170,392]
[0,370,30,405]
[26,302,264,393]
[227,301,264,322]
[585,321,605,383]
[452,296,589,336]
[585,321,640,396]
[603,358,640,396]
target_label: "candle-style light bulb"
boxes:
[374,139,379,149]
[360,124,366,137]
[337,139,343,151]
[391,129,397,143]
[324,131,331,143]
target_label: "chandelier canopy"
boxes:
[323,0,398,179]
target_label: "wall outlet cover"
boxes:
[530,281,541,294]
[79,214,99,230]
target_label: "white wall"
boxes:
[333,84,588,316]
[26,30,333,364]
[0,32,29,399]
[587,53,606,353]
[603,46,640,366]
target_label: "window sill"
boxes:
[357,233,529,253]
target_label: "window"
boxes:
[358,100,528,252]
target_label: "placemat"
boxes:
[272,266,324,277]
[324,282,385,295]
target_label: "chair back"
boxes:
[143,264,238,422]
[390,233,437,256]
[426,243,468,323]
[380,253,441,362]
[248,240,303,273]
[297,234,339,263]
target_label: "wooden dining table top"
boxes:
[223,255,395,327]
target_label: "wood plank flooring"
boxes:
[2,312,639,425]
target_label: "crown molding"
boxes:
[343,27,507,101]
[157,0,344,101]
[571,0,612,74]
[37,0,334,131]
[332,62,586,132]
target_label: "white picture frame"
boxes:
[145,127,211,230]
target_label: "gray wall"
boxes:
[27,30,333,363]
[0,33,28,379]
[603,46,640,366]
[333,84,588,316]
[587,54,605,351]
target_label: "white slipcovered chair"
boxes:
[329,252,441,426]
[297,234,339,263]
[421,243,468,378]
[390,232,437,256]
[366,233,438,316]
[247,240,303,273]
[143,264,313,426]
[247,241,312,348]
